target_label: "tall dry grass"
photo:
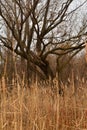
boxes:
[0,75,87,130]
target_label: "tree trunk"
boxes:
[56,57,63,95]
[36,40,41,56]
[27,59,31,87]
[38,59,54,80]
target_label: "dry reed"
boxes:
[0,76,87,130]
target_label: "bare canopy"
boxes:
[0,0,87,80]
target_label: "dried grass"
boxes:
[0,76,87,130]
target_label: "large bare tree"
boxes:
[0,0,87,82]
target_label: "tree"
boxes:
[0,0,87,83]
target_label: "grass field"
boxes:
[0,76,87,130]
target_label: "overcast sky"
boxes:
[70,0,87,13]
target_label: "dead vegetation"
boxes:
[0,75,87,130]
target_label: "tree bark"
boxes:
[27,58,31,87]
[56,57,63,95]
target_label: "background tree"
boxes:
[0,0,87,83]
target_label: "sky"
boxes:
[70,0,87,14]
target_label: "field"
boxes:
[0,76,87,130]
